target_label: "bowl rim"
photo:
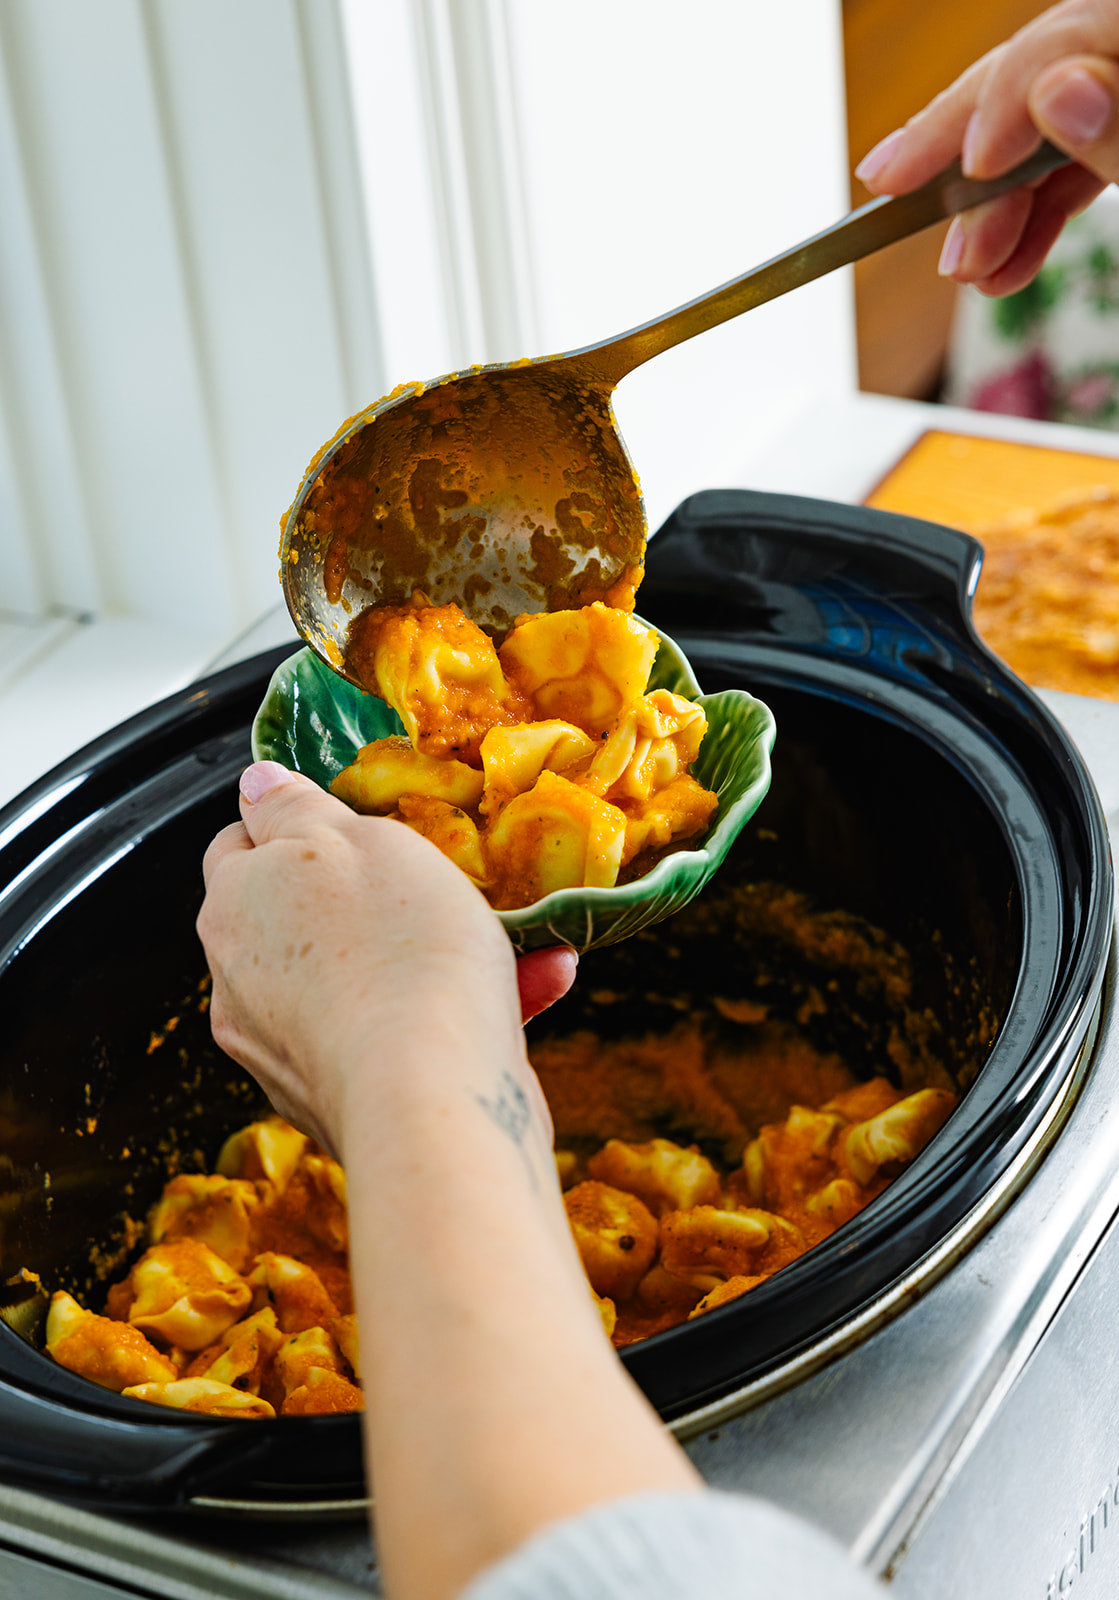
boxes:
[250,622,777,953]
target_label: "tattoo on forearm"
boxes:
[475,1070,530,1145]
[474,1071,537,1188]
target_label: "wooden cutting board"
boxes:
[865,429,1119,530]
[865,428,1119,701]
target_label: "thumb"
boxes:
[237,760,340,845]
[1029,56,1119,184]
[517,946,578,1022]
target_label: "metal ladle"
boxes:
[282,141,1068,681]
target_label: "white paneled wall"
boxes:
[0,0,382,637]
[0,4,98,621]
[0,0,387,800]
[340,0,540,384]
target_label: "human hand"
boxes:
[198,761,575,1153]
[855,0,1119,295]
[201,766,695,1600]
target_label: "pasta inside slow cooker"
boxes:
[44,1046,954,1416]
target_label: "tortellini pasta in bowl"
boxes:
[252,600,775,953]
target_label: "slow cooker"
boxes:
[0,489,1113,1597]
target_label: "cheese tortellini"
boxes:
[46,1117,364,1420]
[46,1292,178,1391]
[561,1078,957,1346]
[331,594,719,909]
[43,1073,956,1410]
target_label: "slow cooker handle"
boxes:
[0,1374,276,1508]
[640,488,984,649]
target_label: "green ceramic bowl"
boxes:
[252,628,775,953]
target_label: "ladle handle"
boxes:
[576,141,1071,385]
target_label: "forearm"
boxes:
[198,772,695,1599]
[336,1014,699,1600]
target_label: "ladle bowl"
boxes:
[284,360,647,659]
[280,141,1069,681]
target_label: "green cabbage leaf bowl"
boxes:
[252,627,775,954]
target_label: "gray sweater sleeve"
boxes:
[456,1489,884,1600]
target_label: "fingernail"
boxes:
[239,761,301,803]
[1035,66,1113,144]
[939,216,966,277]
[855,128,904,186]
[961,112,982,176]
